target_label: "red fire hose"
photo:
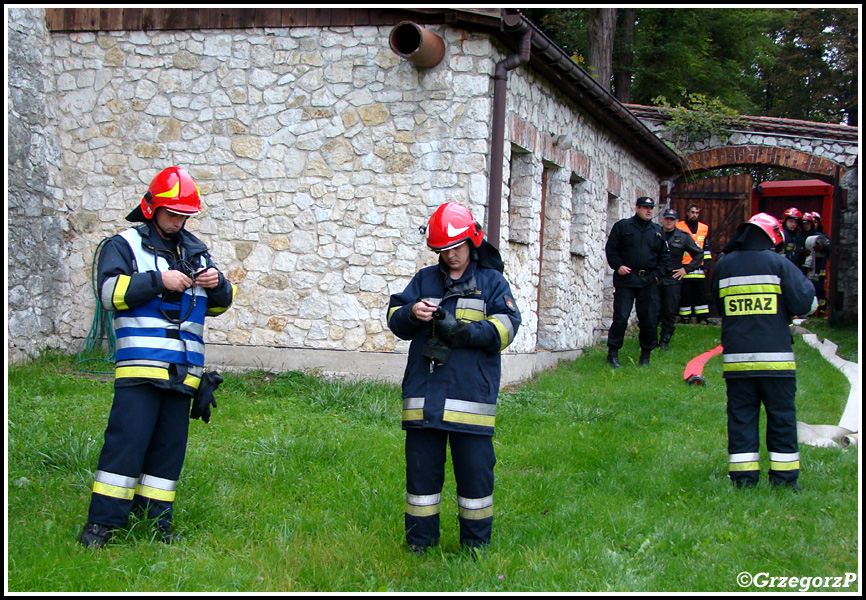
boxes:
[683,345,723,386]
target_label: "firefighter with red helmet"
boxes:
[780,207,803,265]
[387,202,521,555]
[800,212,831,316]
[79,167,237,548]
[711,213,816,490]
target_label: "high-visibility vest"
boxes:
[106,228,209,390]
[677,221,710,276]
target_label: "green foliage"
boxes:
[765,8,859,125]
[652,92,743,153]
[522,7,855,124]
[6,323,858,592]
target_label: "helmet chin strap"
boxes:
[150,207,186,240]
[151,217,184,241]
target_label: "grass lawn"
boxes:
[5,322,859,592]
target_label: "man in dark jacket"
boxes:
[79,167,236,548]
[711,213,816,490]
[605,196,670,367]
[387,202,521,556]
[658,208,703,350]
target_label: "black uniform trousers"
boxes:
[607,282,660,351]
[405,428,495,549]
[88,383,191,528]
[726,377,799,486]
[679,277,709,321]
[658,281,683,341]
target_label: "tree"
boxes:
[613,8,636,103]
[586,8,617,88]
[521,7,857,124]
[765,8,858,125]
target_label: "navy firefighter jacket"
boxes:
[387,251,521,437]
[98,222,236,395]
[711,247,815,379]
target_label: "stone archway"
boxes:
[626,104,859,323]
[684,146,847,180]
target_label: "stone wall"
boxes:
[7,8,663,377]
[8,8,66,362]
[837,167,858,322]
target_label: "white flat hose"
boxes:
[797,332,859,449]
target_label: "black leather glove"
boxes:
[435,310,471,348]
[191,371,223,424]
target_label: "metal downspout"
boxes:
[487,16,531,249]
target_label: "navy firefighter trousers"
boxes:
[405,428,496,549]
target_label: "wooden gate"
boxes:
[660,174,754,315]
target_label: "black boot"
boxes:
[659,335,671,351]
[639,349,651,367]
[607,349,621,368]
[158,525,182,544]
[79,522,112,549]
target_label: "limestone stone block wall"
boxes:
[499,62,659,353]
[8,8,67,363]
[8,8,665,373]
[838,167,858,321]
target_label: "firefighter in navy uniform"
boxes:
[658,208,703,350]
[79,167,237,548]
[711,213,816,490]
[800,212,831,317]
[780,207,803,266]
[387,202,521,556]
[605,196,670,367]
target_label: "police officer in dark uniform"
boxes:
[658,208,703,350]
[711,213,815,490]
[605,196,670,367]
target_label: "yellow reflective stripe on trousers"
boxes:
[92,470,138,500]
[458,495,493,520]
[406,493,441,517]
[769,451,800,471]
[135,474,178,502]
[729,452,760,472]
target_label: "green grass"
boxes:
[6,323,858,592]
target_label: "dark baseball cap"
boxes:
[636,196,655,207]
[662,208,679,219]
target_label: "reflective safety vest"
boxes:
[102,228,209,391]
[677,221,710,278]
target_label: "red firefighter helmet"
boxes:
[743,212,784,247]
[425,203,484,251]
[140,167,201,220]
[801,212,815,224]
[810,211,822,222]
[781,207,802,222]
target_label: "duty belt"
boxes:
[636,269,649,276]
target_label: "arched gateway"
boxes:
[626,104,858,323]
